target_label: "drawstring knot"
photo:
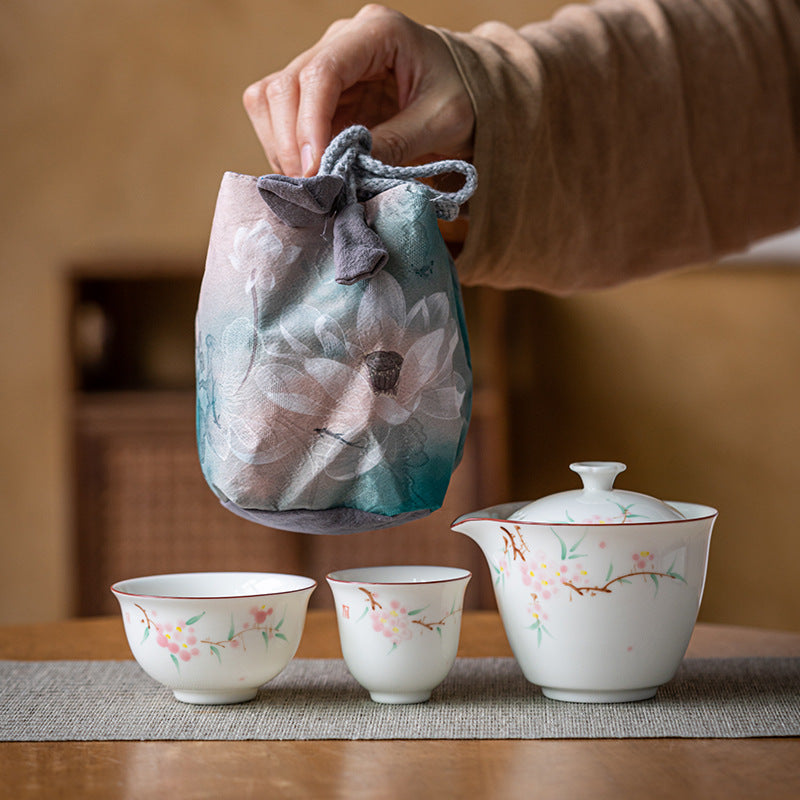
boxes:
[318,125,477,221]
[256,125,477,285]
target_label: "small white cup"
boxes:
[111,572,316,704]
[327,565,471,704]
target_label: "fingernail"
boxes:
[301,144,314,176]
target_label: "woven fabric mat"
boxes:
[1,658,799,741]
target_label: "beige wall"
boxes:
[0,0,565,625]
[3,1,798,633]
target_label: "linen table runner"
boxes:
[1,657,798,741]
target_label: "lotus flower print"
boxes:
[230,218,300,294]
[197,217,304,469]
[196,320,300,467]
[257,271,467,482]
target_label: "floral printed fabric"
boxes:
[196,174,472,533]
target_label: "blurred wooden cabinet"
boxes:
[70,266,510,616]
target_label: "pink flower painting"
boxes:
[134,603,288,671]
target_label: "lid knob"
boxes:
[570,461,627,492]
[509,461,685,523]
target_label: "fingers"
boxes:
[244,6,413,176]
[293,56,345,176]
[243,51,313,176]
[243,8,392,175]
[242,78,276,170]
[267,20,365,174]
[243,4,474,175]
[291,16,358,173]
[266,73,302,174]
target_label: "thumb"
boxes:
[370,105,436,166]
[370,89,474,166]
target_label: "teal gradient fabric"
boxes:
[196,172,472,534]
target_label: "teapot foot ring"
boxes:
[541,686,658,703]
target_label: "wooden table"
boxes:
[2,611,799,799]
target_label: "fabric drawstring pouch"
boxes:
[196,125,477,534]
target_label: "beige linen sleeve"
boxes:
[436,0,800,292]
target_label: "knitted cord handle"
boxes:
[318,125,477,221]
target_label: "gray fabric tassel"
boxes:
[332,202,389,285]
[256,173,345,227]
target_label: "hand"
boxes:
[243,4,475,176]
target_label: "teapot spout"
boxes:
[450,516,486,548]
[451,503,528,552]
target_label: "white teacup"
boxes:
[111,571,316,704]
[327,565,471,704]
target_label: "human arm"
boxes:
[438,0,800,291]
[243,1,800,293]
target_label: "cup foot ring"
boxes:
[369,690,432,704]
[172,687,258,705]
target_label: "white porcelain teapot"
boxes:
[452,462,717,702]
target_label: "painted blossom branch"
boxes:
[411,609,460,631]
[358,587,382,610]
[135,603,156,630]
[500,525,529,561]
[563,571,680,596]
[200,624,277,650]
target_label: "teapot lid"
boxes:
[508,462,685,524]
